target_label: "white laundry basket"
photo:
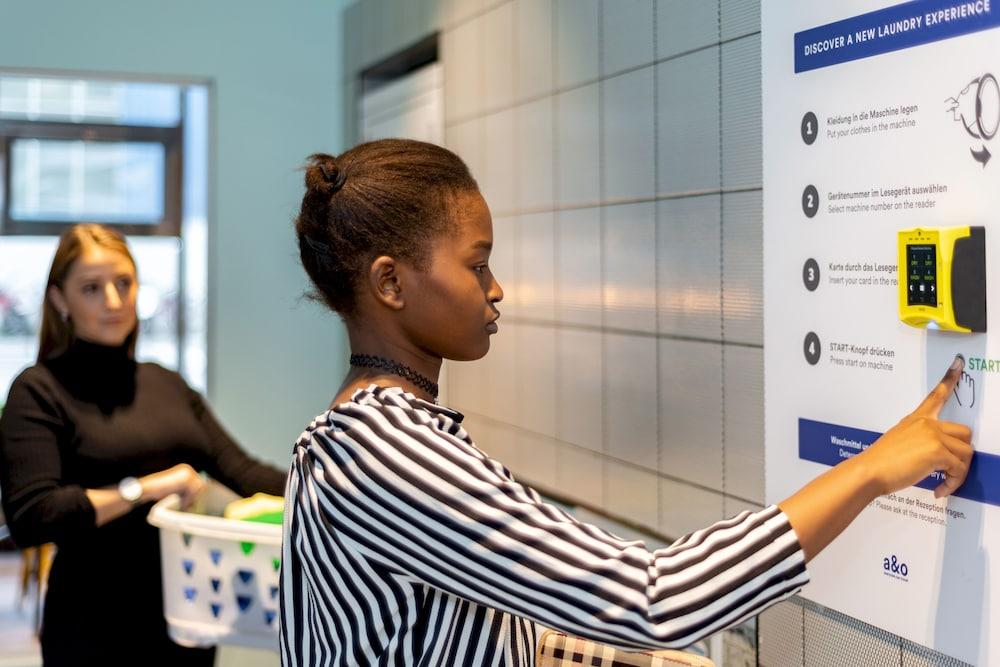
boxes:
[148,494,283,650]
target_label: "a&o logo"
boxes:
[883,554,910,582]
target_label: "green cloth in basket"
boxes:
[223,493,284,525]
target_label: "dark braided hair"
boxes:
[295,139,479,317]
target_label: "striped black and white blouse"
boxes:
[279,385,809,666]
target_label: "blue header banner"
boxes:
[795,0,1000,73]
[798,417,1000,507]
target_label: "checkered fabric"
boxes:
[536,630,715,667]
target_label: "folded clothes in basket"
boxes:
[223,493,284,525]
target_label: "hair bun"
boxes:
[305,153,347,195]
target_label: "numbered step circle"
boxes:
[802,185,820,218]
[802,258,820,291]
[803,332,822,365]
[801,111,819,145]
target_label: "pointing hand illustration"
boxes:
[953,370,975,408]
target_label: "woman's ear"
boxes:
[48,285,70,320]
[368,256,405,310]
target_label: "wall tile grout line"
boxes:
[548,0,565,486]
[718,0,728,524]
[486,185,763,219]
[501,315,764,349]
[462,408,763,508]
[652,0,663,535]
[442,31,761,129]
[597,0,609,511]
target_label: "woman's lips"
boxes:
[486,321,499,334]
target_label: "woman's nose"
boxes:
[489,276,504,304]
[104,282,122,309]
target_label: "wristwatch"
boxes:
[118,476,144,505]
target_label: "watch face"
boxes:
[119,477,143,503]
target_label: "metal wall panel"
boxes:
[656,0,720,60]
[720,0,759,42]
[555,206,603,326]
[758,600,804,667]
[603,202,657,333]
[657,194,722,340]
[516,323,558,439]
[514,0,555,103]
[555,83,601,207]
[442,15,481,121]
[483,108,516,213]
[723,344,764,503]
[554,0,600,89]
[804,603,901,666]
[657,48,721,195]
[514,429,560,489]
[444,0,486,30]
[516,211,556,320]
[515,96,555,211]
[601,66,656,201]
[555,328,604,452]
[658,477,725,540]
[483,319,519,424]
[481,2,515,113]
[604,333,658,469]
[659,338,724,490]
[601,0,655,77]
[722,190,763,345]
[605,460,660,531]
[902,640,974,667]
[721,34,761,189]
[554,444,606,508]
[445,116,484,187]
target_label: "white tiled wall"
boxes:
[656,48,720,195]
[601,67,656,202]
[601,0,654,78]
[345,0,965,663]
[554,84,601,207]
[555,207,602,326]
[554,0,599,89]
[514,96,555,211]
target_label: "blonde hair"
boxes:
[38,224,138,361]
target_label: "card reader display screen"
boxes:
[907,244,937,306]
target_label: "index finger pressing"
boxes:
[915,355,965,418]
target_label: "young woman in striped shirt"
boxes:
[279,138,972,666]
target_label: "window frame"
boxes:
[0,118,182,237]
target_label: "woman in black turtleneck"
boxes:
[0,224,287,666]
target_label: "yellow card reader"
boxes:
[898,226,986,333]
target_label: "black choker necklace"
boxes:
[349,354,439,399]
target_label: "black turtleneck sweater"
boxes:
[0,339,287,665]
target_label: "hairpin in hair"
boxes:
[305,236,332,256]
[318,162,348,193]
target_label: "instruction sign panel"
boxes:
[764,1,1000,663]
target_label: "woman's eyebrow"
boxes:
[469,240,492,251]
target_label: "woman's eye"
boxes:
[474,265,487,275]
[82,284,98,294]
[117,277,133,290]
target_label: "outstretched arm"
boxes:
[779,356,972,561]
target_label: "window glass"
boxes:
[10,139,165,223]
[0,76,181,127]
